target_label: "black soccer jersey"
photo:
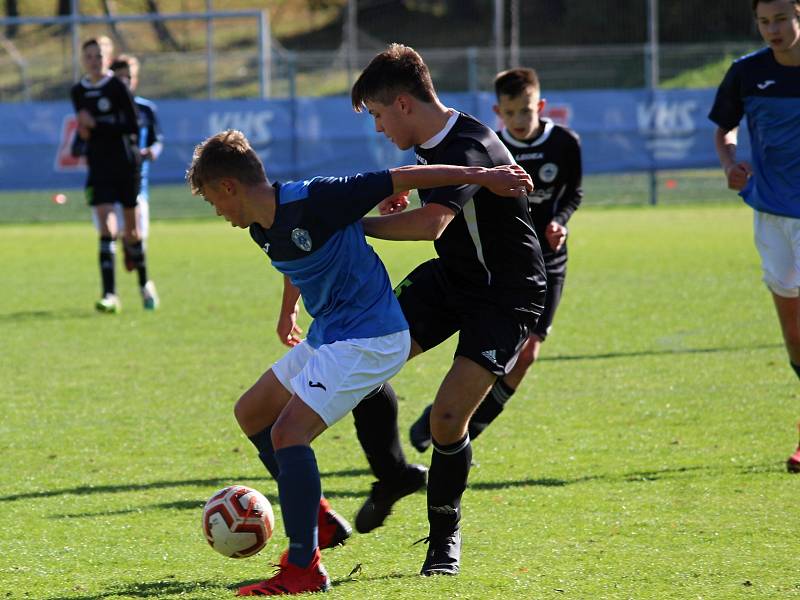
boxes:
[415,111,546,316]
[497,119,583,271]
[70,73,141,186]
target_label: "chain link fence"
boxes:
[0,0,763,101]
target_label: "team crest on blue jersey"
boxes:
[539,163,558,183]
[291,228,312,251]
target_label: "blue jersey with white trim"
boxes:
[249,170,408,348]
[709,48,800,218]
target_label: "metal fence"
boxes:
[0,0,762,102]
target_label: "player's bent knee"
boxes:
[430,411,469,445]
[233,392,259,431]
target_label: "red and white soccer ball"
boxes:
[202,485,275,558]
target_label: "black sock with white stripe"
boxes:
[468,379,515,440]
[428,433,471,534]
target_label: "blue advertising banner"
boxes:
[0,88,748,191]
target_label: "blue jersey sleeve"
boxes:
[307,170,393,228]
[709,63,744,132]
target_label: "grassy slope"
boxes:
[1,203,797,599]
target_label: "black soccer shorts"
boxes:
[394,258,540,377]
[85,179,140,208]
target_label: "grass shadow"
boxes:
[470,461,783,491]
[0,308,94,323]
[51,499,207,519]
[542,342,782,362]
[0,476,259,502]
[47,578,233,599]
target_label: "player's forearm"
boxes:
[362,209,450,241]
[280,276,301,314]
[714,127,738,171]
[553,186,583,225]
[389,165,488,193]
[148,141,164,160]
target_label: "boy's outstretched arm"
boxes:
[389,164,533,197]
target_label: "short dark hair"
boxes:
[494,68,540,100]
[110,54,139,74]
[186,130,267,196]
[81,38,99,51]
[351,43,437,112]
[752,0,800,12]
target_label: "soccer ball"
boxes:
[202,485,275,558]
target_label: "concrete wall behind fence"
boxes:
[0,88,746,191]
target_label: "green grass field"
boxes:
[1,200,798,599]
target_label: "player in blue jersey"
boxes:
[709,0,800,471]
[110,54,162,309]
[185,129,533,596]
[408,67,583,452]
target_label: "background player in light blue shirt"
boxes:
[186,129,533,596]
[709,0,800,471]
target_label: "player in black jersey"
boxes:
[409,67,583,452]
[70,38,142,313]
[111,55,161,309]
[349,44,547,577]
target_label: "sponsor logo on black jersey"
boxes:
[415,153,428,165]
[516,152,544,161]
[291,228,312,251]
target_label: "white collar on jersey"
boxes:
[80,71,115,89]
[420,109,460,149]
[501,118,555,148]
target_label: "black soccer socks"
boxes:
[352,383,408,481]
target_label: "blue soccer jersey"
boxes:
[709,48,800,218]
[249,170,408,348]
[134,96,164,202]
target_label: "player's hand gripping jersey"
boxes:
[70,73,141,185]
[414,111,547,318]
[249,171,408,348]
[497,119,583,270]
[709,48,800,218]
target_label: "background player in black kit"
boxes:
[70,38,144,313]
[111,54,161,309]
[410,67,583,451]
[349,44,547,577]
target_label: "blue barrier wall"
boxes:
[0,88,748,191]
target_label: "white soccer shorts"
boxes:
[271,329,411,426]
[754,210,800,298]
